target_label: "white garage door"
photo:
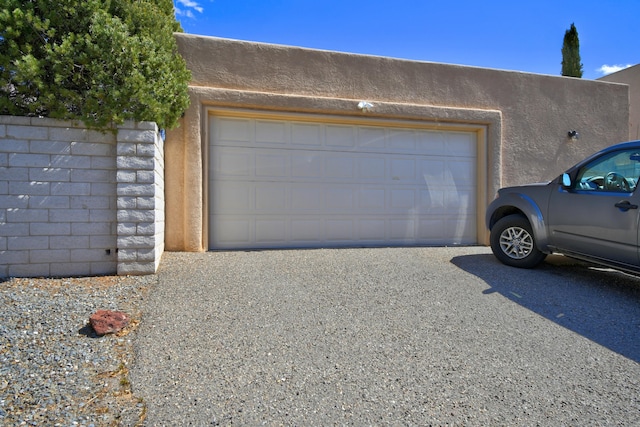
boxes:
[208,114,477,249]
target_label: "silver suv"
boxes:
[486,140,640,273]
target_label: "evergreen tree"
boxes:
[561,23,583,78]
[0,0,190,130]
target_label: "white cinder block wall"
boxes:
[0,116,165,277]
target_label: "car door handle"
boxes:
[614,200,638,211]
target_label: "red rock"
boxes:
[89,310,129,336]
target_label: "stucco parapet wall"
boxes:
[599,64,640,140]
[176,34,628,108]
[192,86,502,125]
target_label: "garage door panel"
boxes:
[390,219,415,240]
[209,115,478,249]
[292,123,323,146]
[291,220,322,241]
[359,188,386,209]
[418,218,447,239]
[417,132,445,154]
[291,185,324,210]
[255,120,288,144]
[209,215,475,248]
[446,133,477,156]
[388,129,417,150]
[212,182,253,213]
[216,117,252,142]
[445,189,475,213]
[417,215,475,244]
[212,148,252,177]
[390,189,416,209]
[326,187,355,209]
[419,188,446,211]
[326,219,354,240]
[357,127,386,149]
[255,185,287,211]
[359,219,386,240]
[255,219,287,243]
[421,160,445,181]
[215,218,252,245]
[358,157,386,180]
[419,188,476,215]
[448,159,476,183]
[255,153,289,177]
[446,216,476,244]
[422,159,475,182]
[325,156,355,178]
[391,158,416,180]
[326,125,355,147]
[291,154,323,177]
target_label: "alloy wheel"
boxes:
[499,226,534,260]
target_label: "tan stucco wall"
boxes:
[599,64,640,140]
[167,33,629,251]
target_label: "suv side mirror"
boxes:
[561,173,572,188]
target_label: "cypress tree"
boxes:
[561,23,584,78]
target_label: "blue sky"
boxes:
[173,0,637,80]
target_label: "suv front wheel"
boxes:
[490,214,547,268]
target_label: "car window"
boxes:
[575,149,640,193]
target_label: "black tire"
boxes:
[490,214,547,268]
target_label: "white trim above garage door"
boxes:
[207,111,483,250]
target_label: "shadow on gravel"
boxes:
[452,253,640,363]
[78,323,101,339]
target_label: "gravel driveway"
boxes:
[129,247,640,426]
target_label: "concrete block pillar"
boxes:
[116,122,165,275]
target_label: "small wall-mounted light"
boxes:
[357,101,374,112]
[568,130,580,141]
